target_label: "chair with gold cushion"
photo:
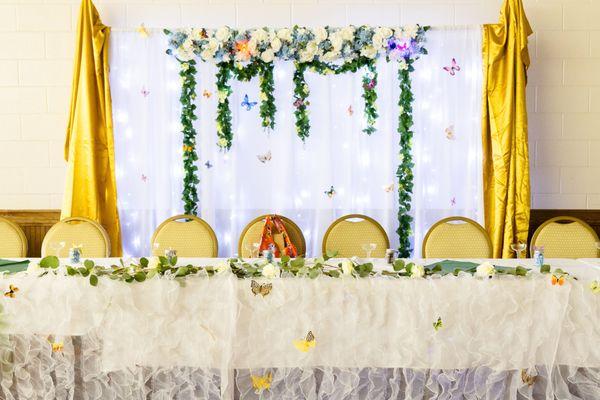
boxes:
[322,214,389,258]
[0,216,28,257]
[41,217,110,257]
[151,214,218,257]
[422,216,492,258]
[238,214,306,257]
[530,216,599,258]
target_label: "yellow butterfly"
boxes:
[433,317,443,331]
[445,125,455,140]
[136,24,149,38]
[202,89,212,99]
[182,144,194,153]
[251,280,272,297]
[251,372,272,393]
[4,284,19,298]
[293,331,316,353]
[590,280,600,294]
[383,183,394,193]
[551,274,565,286]
[521,369,537,386]
[51,341,64,353]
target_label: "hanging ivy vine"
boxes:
[215,60,276,150]
[179,59,199,215]
[292,57,378,141]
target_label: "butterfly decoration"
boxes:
[521,369,537,386]
[590,280,600,294]
[4,284,18,298]
[241,94,258,111]
[443,58,461,76]
[202,89,212,99]
[347,105,354,116]
[445,125,455,140]
[136,23,149,38]
[204,161,213,169]
[551,274,566,286]
[251,372,272,394]
[433,317,443,331]
[293,331,316,353]
[450,197,456,207]
[141,174,148,183]
[51,341,64,353]
[324,186,336,198]
[383,183,394,193]
[257,150,272,164]
[251,280,272,297]
[140,86,150,98]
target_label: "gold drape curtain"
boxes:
[62,0,122,256]
[482,0,532,258]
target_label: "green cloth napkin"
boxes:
[0,259,30,274]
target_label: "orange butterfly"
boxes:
[4,284,19,298]
[202,90,212,99]
[551,274,565,286]
[51,342,64,353]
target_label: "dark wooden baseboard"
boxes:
[0,210,61,257]
[1,209,599,258]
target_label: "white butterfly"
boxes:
[257,150,272,164]
[383,183,394,192]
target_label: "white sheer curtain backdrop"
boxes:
[110,27,484,258]
[412,27,484,256]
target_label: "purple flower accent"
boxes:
[293,98,304,108]
[387,37,422,61]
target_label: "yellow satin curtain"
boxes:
[481,0,532,258]
[62,0,122,256]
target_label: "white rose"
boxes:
[375,27,393,39]
[252,29,268,43]
[404,25,419,39]
[476,262,496,278]
[277,28,292,41]
[372,33,385,49]
[271,37,282,52]
[341,259,354,276]
[261,49,275,63]
[148,256,160,269]
[215,26,231,42]
[313,27,328,42]
[410,264,425,278]
[215,261,230,274]
[200,49,215,61]
[247,38,258,56]
[398,59,408,70]
[360,45,378,59]
[341,26,355,41]
[191,29,204,41]
[27,262,42,274]
[206,38,219,51]
[322,50,339,62]
[262,263,279,279]
[330,35,343,51]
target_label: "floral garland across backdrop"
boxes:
[165,25,429,255]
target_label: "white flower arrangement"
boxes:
[165,25,429,64]
[475,262,496,278]
[410,264,425,278]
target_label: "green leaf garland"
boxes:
[215,60,277,151]
[179,59,200,215]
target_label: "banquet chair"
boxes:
[238,214,306,257]
[41,217,110,257]
[151,215,218,257]
[422,216,492,258]
[0,216,28,257]
[322,214,389,258]
[530,216,599,258]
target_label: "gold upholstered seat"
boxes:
[151,214,218,257]
[422,216,492,258]
[0,216,28,257]
[530,216,599,258]
[238,214,306,257]
[322,214,389,258]
[41,217,110,257]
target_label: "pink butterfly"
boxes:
[450,197,456,206]
[141,174,148,183]
[141,87,150,97]
[443,58,460,76]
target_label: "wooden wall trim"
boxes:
[0,210,61,257]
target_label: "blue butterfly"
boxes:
[241,94,258,111]
[204,161,213,169]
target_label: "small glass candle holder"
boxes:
[69,246,82,264]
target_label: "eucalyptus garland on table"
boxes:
[215,60,276,150]
[293,58,378,140]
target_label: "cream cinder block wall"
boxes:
[0,0,597,210]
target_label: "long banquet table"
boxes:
[0,257,598,399]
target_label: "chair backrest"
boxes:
[422,216,492,258]
[42,217,110,257]
[322,214,390,258]
[530,216,599,258]
[0,216,28,257]
[151,214,218,257]
[238,214,306,257]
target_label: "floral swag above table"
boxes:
[164,25,429,256]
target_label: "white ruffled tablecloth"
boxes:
[0,258,598,399]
